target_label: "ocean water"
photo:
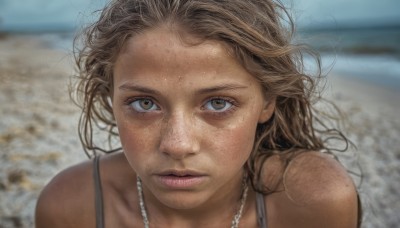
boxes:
[300,27,400,89]
[321,53,400,89]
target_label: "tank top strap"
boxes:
[255,192,268,228]
[93,156,105,228]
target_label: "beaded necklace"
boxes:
[136,175,248,228]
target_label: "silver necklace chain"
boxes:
[136,175,249,228]
[136,177,150,228]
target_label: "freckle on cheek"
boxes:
[221,126,255,159]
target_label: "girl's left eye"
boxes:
[129,98,159,112]
[204,98,233,112]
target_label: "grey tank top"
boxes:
[93,156,268,228]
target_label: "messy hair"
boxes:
[73,0,348,193]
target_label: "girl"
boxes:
[35,0,361,227]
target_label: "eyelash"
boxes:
[124,97,161,113]
[123,96,238,116]
[201,97,238,117]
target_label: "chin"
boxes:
[155,191,210,210]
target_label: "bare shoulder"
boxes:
[35,159,96,228]
[266,152,359,228]
[283,152,357,205]
[35,153,135,228]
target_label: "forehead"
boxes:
[119,26,232,66]
[113,26,260,89]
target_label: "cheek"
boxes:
[119,127,142,151]
[114,106,157,150]
[117,124,162,176]
[212,118,258,163]
[116,116,159,162]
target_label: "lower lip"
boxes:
[156,175,206,189]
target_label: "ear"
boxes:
[258,98,276,123]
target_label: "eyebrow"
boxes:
[119,83,160,95]
[118,83,248,94]
[197,84,248,94]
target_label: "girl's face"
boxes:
[112,26,274,210]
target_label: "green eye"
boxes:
[130,99,159,112]
[205,99,232,112]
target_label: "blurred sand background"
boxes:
[0,34,399,228]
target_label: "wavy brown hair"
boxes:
[73,0,349,194]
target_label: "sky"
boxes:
[0,0,399,31]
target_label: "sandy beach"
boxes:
[0,34,399,228]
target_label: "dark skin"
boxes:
[35,151,358,228]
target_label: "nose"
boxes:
[159,112,200,160]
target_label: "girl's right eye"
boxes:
[129,98,160,112]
